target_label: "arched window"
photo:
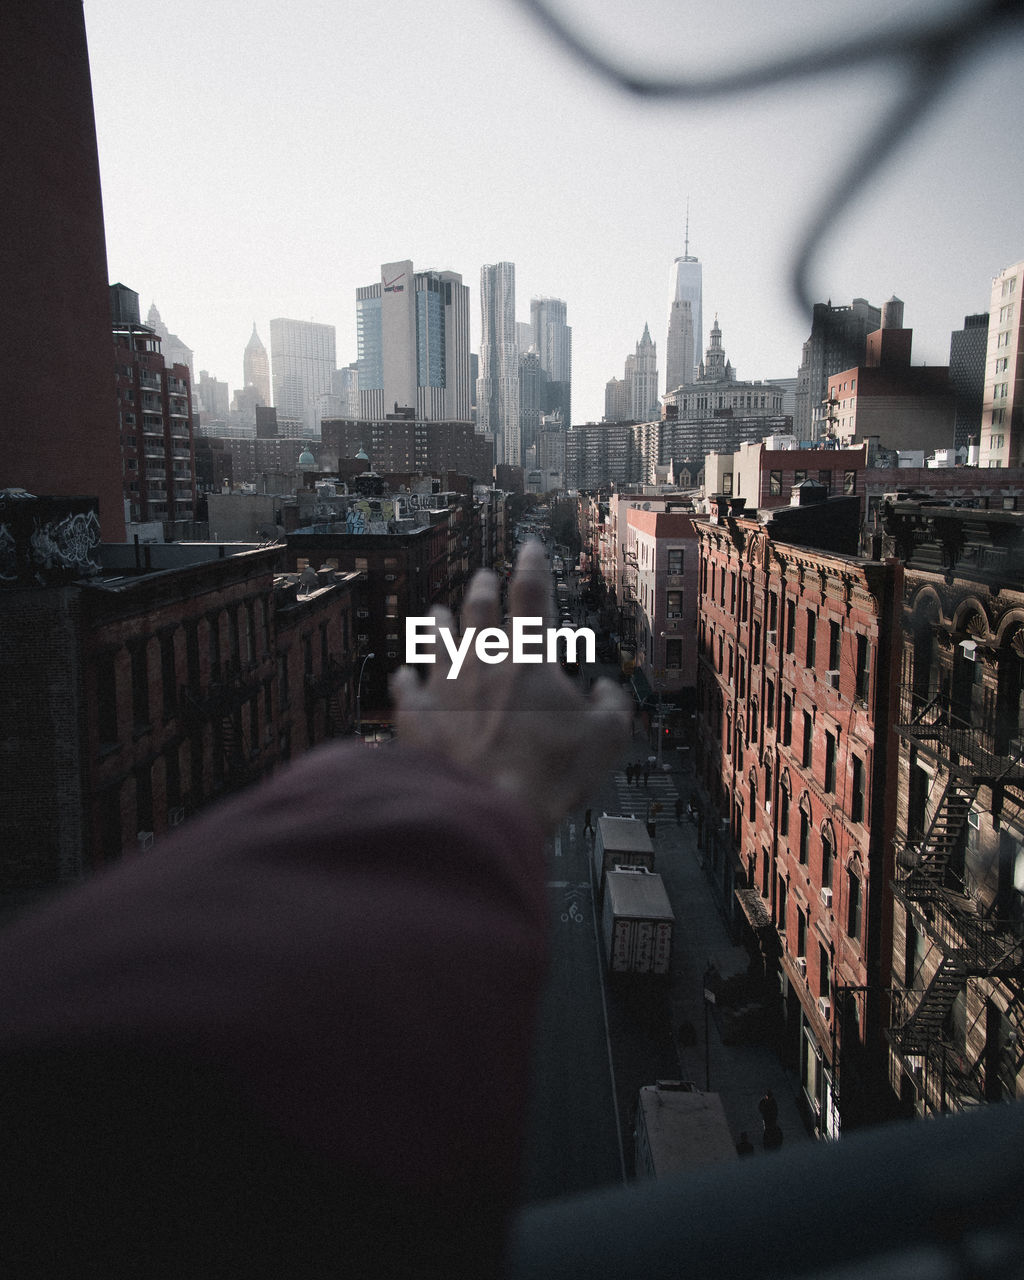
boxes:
[779,769,791,837]
[820,820,836,891]
[798,793,812,865]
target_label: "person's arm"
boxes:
[0,541,630,1277]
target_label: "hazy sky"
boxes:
[83,0,1024,425]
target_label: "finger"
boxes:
[460,568,502,634]
[508,541,552,624]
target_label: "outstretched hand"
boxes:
[391,541,632,833]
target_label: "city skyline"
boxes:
[82,0,1024,425]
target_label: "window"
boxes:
[777,874,788,932]
[765,679,775,728]
[667,549,683,574]
[821,825,834,890]
[666,637,682,668]
[843,470,857,494]
[824,731,836,793]
[722,471,733,495]
[818,470,832,491]
[97,652,118,746]
[805,610,816,668]
[769,470,782,496]
[794,469,806,485]
[666,589,683,618]
[799,805,810,865]
[160,631,177,719]
[764,756,773,804]
[851,754,865,824]
[797,907,807,959]
[855,634,870,701]
[782,692,792,746]
[802,711,813,767]
[131,642,150,731]
[779,780,790,837]
[819,942,831,999]
[785,599,796,655]
[829,619,841,671]
[847,868,862,941]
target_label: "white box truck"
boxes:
[592,816,655,895]
[601,866,674,976]
[634,1081,737,1177]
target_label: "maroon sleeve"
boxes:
[0,742,549,1211]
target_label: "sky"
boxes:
[83,0,1024,426]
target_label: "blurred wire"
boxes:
[515,0,1024,320]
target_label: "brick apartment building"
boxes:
[883,501,1024,1117]
[0,502,357,903]
[693,489,903,1135]
[623,507,700,708]
[112,284,197,537]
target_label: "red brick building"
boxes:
[694,491,903,1135]
[0,535,356,902]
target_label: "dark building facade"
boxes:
[0,528,356,903]
[321,417,494,483]
[948,312,990,452]
[1,1,126,540]
[883,501,1024,1117]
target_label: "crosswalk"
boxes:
[607,767,679,822]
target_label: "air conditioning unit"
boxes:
[357,608,369,618]
[384,574,396,581]
[820,886,833,909]
[794,956,807,977]
[767,630,777,647]
[818,996,831,1020]
[826,670,840,690]
[168,807,185,828]
[357,633,369,642]
[137,831,154,851]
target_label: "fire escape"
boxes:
[889,690,1024,1111]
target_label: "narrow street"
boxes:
[521,657,808,1203]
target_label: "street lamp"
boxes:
[355,652,375,738]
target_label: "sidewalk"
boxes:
[604,750,809,1155]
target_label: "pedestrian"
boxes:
[758,1088,778,1129]
[735,1132,754,1157]
[583,808,593,835]
[643,763,650,788]
[674,796,683,826]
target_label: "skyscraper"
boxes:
[356,261,471,421]
[979,259,1024,468]
[626,323,659,423]
[270,318,337,435]
[243,323,271,407]
[794,297,881,441]
[531,296,572,429]
[478,262,520,465]
[665,224,702,394]
[948,313,989,452]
